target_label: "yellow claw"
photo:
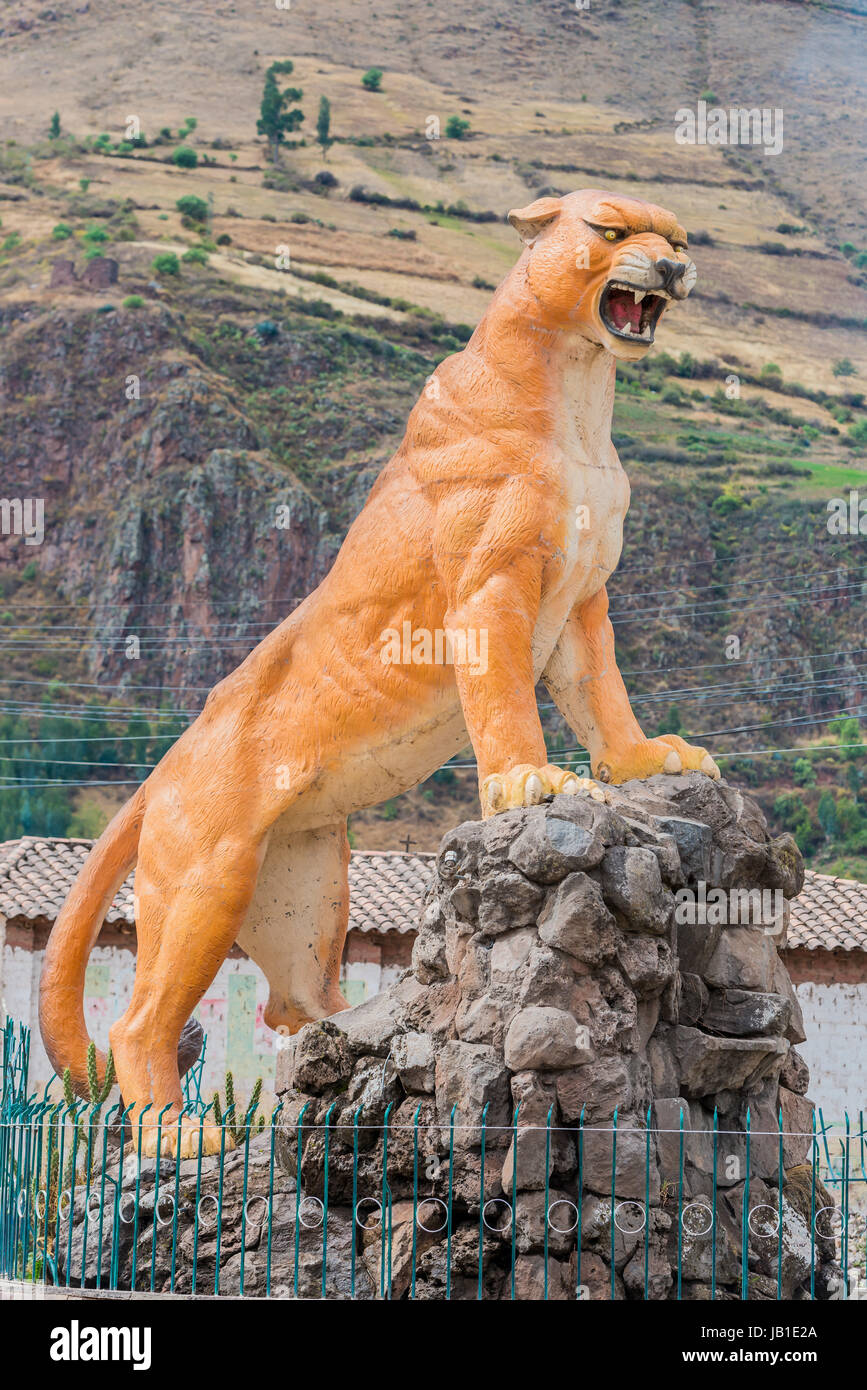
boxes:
[481,764,608,817]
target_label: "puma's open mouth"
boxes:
[600,281,669,343]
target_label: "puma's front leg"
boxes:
[543,586,720,784]
[445,566,604,817]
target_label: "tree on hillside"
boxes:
[257,60,304,164]
[832,357,856,378]
[316,95,333,160]
[361,67,383,92]
[49,111,61,138]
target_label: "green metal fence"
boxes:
[0,1019,861,1300]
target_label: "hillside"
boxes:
[0,0,865,876]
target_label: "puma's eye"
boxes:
[673,243,687,253]
[604,229,618,241]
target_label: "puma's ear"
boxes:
[508,197,562,244]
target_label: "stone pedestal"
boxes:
[276,774,840,1300]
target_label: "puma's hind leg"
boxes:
[236,819,351,1036]
[110,827,266,1157]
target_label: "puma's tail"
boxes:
[39,784,146,1096]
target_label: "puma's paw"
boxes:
[481,763,607,818]
[658,733,721,780]
[138,1115,234,1160]
[595,735,720,785]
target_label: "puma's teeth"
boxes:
[633,289,645,304]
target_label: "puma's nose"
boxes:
[655,257,687,293]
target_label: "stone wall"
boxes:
[275,773,840,1300]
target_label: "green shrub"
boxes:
[122,294,144,308]
[361,67,383,92]
[772,792,821,854]
[711,491,744,515]
[152,251,180,275]
[849,419,867,445]
[216,232,232,245]
[817,790,839,838]
[171,145,198,169]
[832,357,857,378]
[51,222,73,240]
[445,115,470,139]
[792,757,816,787]
[181,245,209,264]
[66,800,108,838]
[175,194,209,222]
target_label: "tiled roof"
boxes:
[346,850,434,935]
[788,869,867,952]
[0,837,136,926]
[0,837,433,937]
[0,838,865,951]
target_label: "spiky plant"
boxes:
[61,1042,116,1181]
[212,1072,264,1145]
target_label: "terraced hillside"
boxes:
[0,0,865,875]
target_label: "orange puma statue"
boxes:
[40,189,719,1153]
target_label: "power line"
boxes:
[1,742,863,792]
[0,642,864,699]
[0,733,181,746]
[0,539,856,615]
[3,578,861,654]
[3,559,861,630]
[442,741,864,771]
[0,700,195,719]
[609,563,863,606]
[610,577,866,623]
[0,780,142,792]
[0,664,863,737]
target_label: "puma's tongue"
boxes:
[607,288,642,332]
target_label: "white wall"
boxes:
[2,938,385,1108]
[794,982,867,1121]
[3,940,277,1105]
